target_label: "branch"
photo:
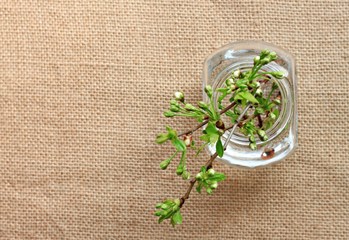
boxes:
[179,104,251,208]
[178,102,236,137]
[179,152,218,207]
[178,120,208,137]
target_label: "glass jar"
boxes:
[202,40,297,169]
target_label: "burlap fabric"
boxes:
[0,1,348,239]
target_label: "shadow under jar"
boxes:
[202,40,297,169]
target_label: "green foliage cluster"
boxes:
[154,49,284,226]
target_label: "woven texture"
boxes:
[0,1,348,239]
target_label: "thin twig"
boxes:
[178,102,236,137]
[178,120,208,137]
[179,104,251,208]
[257,114,263,128]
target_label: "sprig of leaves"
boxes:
[155,49,284,226]
[156,126,190,179]
[195,167,226,194]
[155,199,182,226]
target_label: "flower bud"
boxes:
[164,111,175,117]
[230,84,238,91]
[233,70,241,78]
[204,85,213,98]
[207,168,215,176]
[160,159,171,170]
[156,133,169,144]
[174,91,184,102]
[269,51,277,60]
[254,56,260,64]
[170,105,180,112]
[170,99,179,107]
[206,188,213,195]
[255,107,264,114]
[249,135,256,143]
[257,129,268,141]
[183,135,193,147]
[174,199,180,206]
[176,164,184,175]
[256,88,263,96]
[172,205,179,212]
[249,142,257,150]
[257,129,266,137]
[198,101,209,110]
[182,171,190,180]
[270,112,276,120]
[161,203,170,210]
[261,57,271,64]
[210,181,218,189]
[250,81,260,88]
[261,49,270,56]
[225,78,234,86]
[273,99,281,105]
[196,172,203,180]
[184,103,196,111]
[272,71,284,79]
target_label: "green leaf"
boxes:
[217,88,228,93]
[204,122,217,134]
[201,122,220,145]
[166,126,177,139]
[171,210,182,226]
[209,173,226,182]
[195,143,207,156]
[209,133,219,144]
[263,118,273,130]
[156,133,169,144]
[225,110,234,117]
[155,203,162,209]
[235,91,258,103]
[226,112,238,123]
[161,204,170,210]
[172,139,186,152]
[199,134,210,142]
[154,211,162,216]
[216,138,224,157]
[206,188,213,195]
[196,184,202,193]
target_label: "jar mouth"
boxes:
[207,58,292,147]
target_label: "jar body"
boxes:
[202,40,297,169]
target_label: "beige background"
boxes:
[0,1,348,239]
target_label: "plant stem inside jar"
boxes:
[216,69,284,144]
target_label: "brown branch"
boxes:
[179,104,252,209]
[257,114,263,128]
[178,102,236,137]
[179,152,219,207]
[178,102,239,206]
[219,101,237,115]
[178,120,208,137]
[179,178,196,207]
